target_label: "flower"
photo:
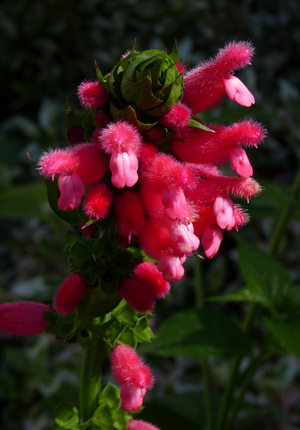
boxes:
[54,274,88,315]
[0,302,52,337]
[111,344,154,412]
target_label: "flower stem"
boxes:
[193,255,212,430]
[79,332,106,423]
[215,165,300,430]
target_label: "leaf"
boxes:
[208,239,294,317]
[188,118,215,132]
[139,392,204,430]
[139,308,251,357]
[55,402,79,429]
[265,317,300,358]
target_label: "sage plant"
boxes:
[0,41,267,430]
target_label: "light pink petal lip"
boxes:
[223,76,255,107]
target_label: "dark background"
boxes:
[1,1,300,429]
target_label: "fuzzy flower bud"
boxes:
[128,420,161,430]
[0,302,52,337]
[118,278,155,313]
[133,262,170,298]
[83,183,113,220]
[111,345,154,412]
[78,80,109,110]
[54,274,88,315]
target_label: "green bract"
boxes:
[103,43,184,130]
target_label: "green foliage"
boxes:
[139,307,251,357]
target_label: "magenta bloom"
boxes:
[111,345,154,412]
[0,302,52,337]
[54,274,87,315]
[99,121,141,188]
[182,41,255,113]
[128,420,161,430]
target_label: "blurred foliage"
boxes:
[1,0,300,429]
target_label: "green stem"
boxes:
[215,165,300,430]
[224,338,270,430]
[193,256,212,430]
[80,333,105,423]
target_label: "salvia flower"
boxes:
[111,344,154,412]
[0,302,52,337]
[36,41,265,310]
[54,274,88,315]
[128,419,161,430]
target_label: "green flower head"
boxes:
[103,42,184,131]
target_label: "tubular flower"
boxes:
[35,41,264,310]
[128,420,161,430]
[111,345,154,412]
[0,302,52,337]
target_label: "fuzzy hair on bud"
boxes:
[38,143,108,185]
[118,278,155,313]
[182,41,254,113]
[0,302,52,337]
[128,420,161,430]
[159,102,191,130]
[115,190,145,241]
[133,262,170,298]
[83,183,113,220]
[78,80,109,109]
[54,274,87,315]
[111,344,154,389]
[99,121,141,155]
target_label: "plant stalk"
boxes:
[79,333,105,423]
[193,256,212,430]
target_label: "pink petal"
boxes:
[213,194,235,231]
[223,76,255,107]
[201,226,223,258]
[58,172,85,211]
[229,146,253,178]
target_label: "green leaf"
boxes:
[139,308,251,357]
[188,118,215,132]
[109,101,157,132]
[55,402,79,429]
[209,239,293,317]
[265,317,300,358]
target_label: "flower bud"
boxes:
[0,302,52,337]
[54,274,88,315]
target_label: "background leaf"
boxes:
[139,307,251,357]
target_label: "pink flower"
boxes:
[157,254,185,283]
[78,80,109,110]
[99,121,141,189]
[111,345,154,412]
[0,302,52,337]
[201,226,223,259]
[182,41,254,113]
[58,172,85,211]
[168,221,200,254]
[133,262,170,298]
[115,190,145,242]
[229,146,253,178]
[54,274,87,315]
[213,194,236,231]
[118,278,155,313]
[223,75,255,107]
[128,419,161,430]
[159,102,191,130]
[83,183,113,220]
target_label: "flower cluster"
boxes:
[1,40,264,331]
[37,41,264,314]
